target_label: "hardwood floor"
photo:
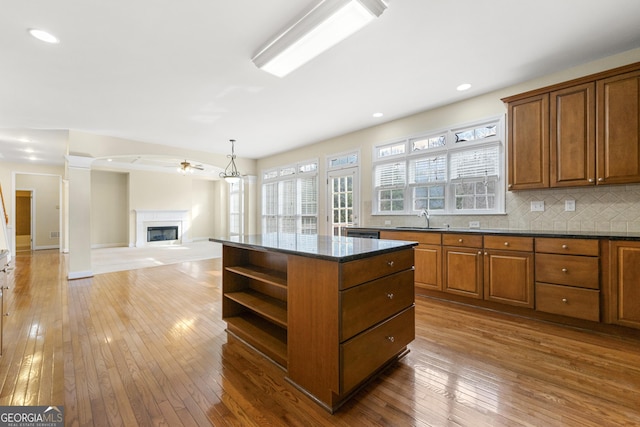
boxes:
[1,249,639,426]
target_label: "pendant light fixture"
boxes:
[220,139,241,183]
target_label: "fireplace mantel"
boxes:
[134,209,191,247]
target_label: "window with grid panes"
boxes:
[229,179,244,236]
[261,160,318,234]
[372,117,504,215]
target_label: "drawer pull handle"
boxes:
[562,244,568,249]
[478,251,482,255]
[387,260,394,267]
[562,268,568,273]
[386,336,395,343]
[387,293,394,299]
[588,178,594,183]
[458,238,463,243]
[504,242,509,246]
[562,298,568,303]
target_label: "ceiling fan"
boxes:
[177,160,204,174]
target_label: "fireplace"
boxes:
[147,226,179,242]
[134,210,191,247]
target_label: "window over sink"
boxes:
[373,116,505,215]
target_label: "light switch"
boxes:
[565,200,576,211]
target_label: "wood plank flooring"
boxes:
[1,249,639,426]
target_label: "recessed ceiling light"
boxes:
[28,155,38,161]
[373,112,384,118]
[456,83,472,91]
[24,148,35,153]
[29,28,60,44]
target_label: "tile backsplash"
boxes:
[367,183,640,232]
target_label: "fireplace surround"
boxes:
[134,209,191,247]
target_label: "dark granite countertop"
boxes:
[210,233,417,262]
[357,226,640,241]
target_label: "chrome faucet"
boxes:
[418,208,430,229]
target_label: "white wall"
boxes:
[91,170,129,247]
[256,48,640,234]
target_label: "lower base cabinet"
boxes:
[483,236,534,308]
[609,241,640,328]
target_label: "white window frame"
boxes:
[372,116,505,215]
[228,179,244,236]
[327,150,360,235]
[261,159,319,234]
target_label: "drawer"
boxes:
[536,283,599,321]
[341,306,414,393]
[535,237,599,256]
[340,269,414,341]
[341,248,414,290]
[484,235,533,252]
[380,231,441,245]
[442,233,483,248]
[535,253,599,289]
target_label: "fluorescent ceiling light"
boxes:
[29,28,60,44]
[253,0,387,77]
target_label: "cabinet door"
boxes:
[507,94,549,190]
[550,83,595,187]
[609,241,640,329]
[414,244,441,293]
[443,247,483,299]
[597,70,640,185]
[484,250,534,308]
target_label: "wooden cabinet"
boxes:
[443,233,483,299]
[288,248,414,411]
[218,238,415,412]
[504,61,640,190]
[550,82,595,187]
[222,245,288,366]
[534,238,600,321]
[483,236,534,308]
[507,94,549,190]
[608,241,640,329]
[380,230,442,293]
[596,69,640,185]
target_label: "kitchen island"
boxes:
[210,234,417,412]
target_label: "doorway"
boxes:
[327,167,359,236]
[15,190,33,251]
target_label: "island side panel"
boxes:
[287,254,340,408]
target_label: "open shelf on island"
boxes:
[225,290,287,328]
[225,312,287,368]
[225,265,287,289]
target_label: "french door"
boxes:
[328,167,358,236]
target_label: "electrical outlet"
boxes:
[565,200,576,211]
[384,220,391,225]
[531,201,545,212]
[469,221,480,228]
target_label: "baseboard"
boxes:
[68,270,94,280]
[91,243,129,249]
[34,245,61,250]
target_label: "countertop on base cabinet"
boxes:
[211,234,417,412]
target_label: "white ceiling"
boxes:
[1,0,640,168]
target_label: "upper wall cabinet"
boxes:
[507,94,549,190]
[503,62,640,190]
[597,69,640,185]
